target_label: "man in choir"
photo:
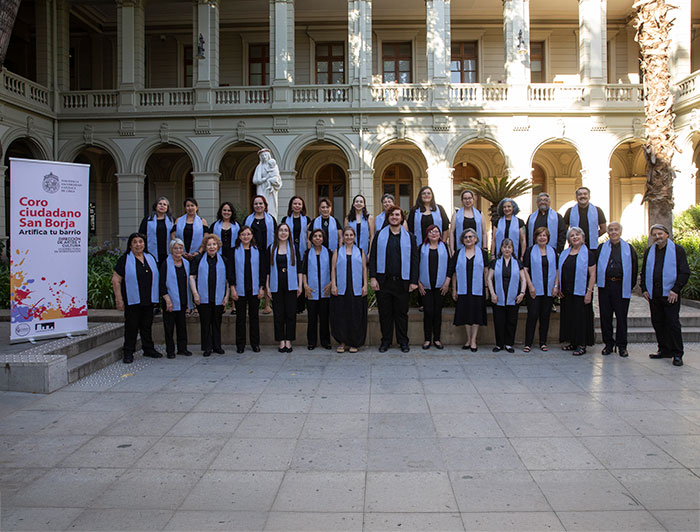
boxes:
[596,222,638,357]
[564,187,607,250]
[526,192,566,253]
[369,206,419,353]
[642,224,690,367]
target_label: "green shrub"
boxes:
[627,236,649,271]
[677,234,700,301]
[673,205,700,238]
[87,246,121,309]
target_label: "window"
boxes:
[249,43,270,85]
[183,45,193,87]
[316,42,344,84]
[530,41,545,83]
[382,163,413,212]
[316,164,346,216]
[453,163,481,210]
[451,42,478,83]
[382,42,412,83]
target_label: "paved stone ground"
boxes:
[1,342,700,532]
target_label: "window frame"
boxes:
[315,41,345,85]
[451,41,479,83]
[382,41,413,84]
[248,42,270,86]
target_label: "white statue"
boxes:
[252,149,282,219]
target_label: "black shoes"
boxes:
[166,352,176,359]
[505,346,515,353]
[378,343,390,353]
[493,346,503,352]
[433,341,444,350]
[143,350,163,358]
[203,351,211,357]
[649,352,671,359]
[601,346,614,356]
[572,347,587,356]
[213,348,225,355]
[673,356,684,366]
[422,342,431,350]
[123,353,134,364]
[618,348,629,358]
[400,344,410,353]
[178,350,193,356]
[308,345,316,350]
[278,347,286,353]
[322,344,332,350]
[236,346,245,354]
[252,345,261,352]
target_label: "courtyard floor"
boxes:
[1,342,700,531]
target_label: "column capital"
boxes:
[190,171,221,179]
[116,0,144,7]
[115,172,146,181]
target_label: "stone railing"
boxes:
[62,91,118,111]
[139,89,194,108]
[675,71,699,104]
[292,85,352,104]
[450,84,509,105]
[1,69,52,112]
[528,84,587,103]
[370,84,432,104]
[215,87,271,106]
[605,84,644,104]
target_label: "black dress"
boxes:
[450,249,489,326]
[331,251,367,348]
[559,250,596,347]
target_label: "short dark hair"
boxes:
[126,232,146,253]
[386,205,405,224]
[183,197,198,208]
[533,226,550,242]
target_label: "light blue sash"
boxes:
[456,249,484,296]
[313,215,340,249]
[495,257,520,306]
[146,215,173,262]
[197,253,227,304]
[336,245,363,296]
[165,255,191,311]
[306,247,331,301]
[530,245,556,297]
[270,246,299,292]
[244,212,275,248]
[285,215,308,257]
[646,240,677,298]
[455,207,483,250]
[419,242,448,289]
[527,208,558,249]
[234,245,260,297]
[349,215,370,255]
[558,246,589,297]
[597,240,632,299]
[413,207,443,244]
[496,216,521,257]
[570,205,600,250]
[212,220,240,253]
[125,252,159,305]
[176,214,204,254]
[376,226,412,281]
[375,211,387,232]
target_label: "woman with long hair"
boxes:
[417,225,451,349]
[345,194,374,256]
[408,185,450,245]
[450,189,487,254]
[303,229,332,350]
[491,198,526,260]
[523,226,558,352]
[138,196,174,269]
[211,201,240,265]
[159,238,192,358]
[231,226,266,353]
[310,197,342,250]
[172,197,209,261]
[245,194,277,314]
[285,195,311,313]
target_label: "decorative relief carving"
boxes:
[119,120,135,136]
[316,119,326,140]
[272,116,289,133]
[237,120,246,141]
[396,118,407,139]
[159,123,170,143]
[195,118,211,135]
[83,124,93,145]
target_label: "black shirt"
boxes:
[489,258,522,298]
[190,253,233,304]
[560,249,596,296]
[596,242,638,287]
[429,248,438,289]
[159,260,188,310]
[302,248,326,298]
[369,228,419,285]
[276,252,290,291]
[231,246,266,294]
[318,216,341,248]
[138,216,170,262]
[524,246,557,295]
[114,254,155,307]
[528,210,566,253]
[408,205,450,242]
[220,226,233,263]
[250,215,276,252]
[640,243,690,296]
[447,248,489,296]
[180,222,211,253]
[564,205,607,248]
[386,232,402,277]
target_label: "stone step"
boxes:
[46,324,124,360]
[67,337,134,384]
[595,327,700,343]
[595,316,700,328]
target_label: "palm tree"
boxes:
[634,0,676,235]
[458,175,533,226]
[0,0,21,67]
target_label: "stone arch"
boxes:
[294,141,351,217]
[530,139,583,214]
[206,134,274,173]
[366,135,439,171]
[130,136,202,175]
[445,134,512,170]
[529,137,584,169]
[373,141,430,213]
[0,132,49,161]
[218,141,264,215]
[282,133,358,173]
[609,139,648,238]
[451,139,509,215]
[59,139,126,174]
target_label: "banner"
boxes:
[10,158,90,342]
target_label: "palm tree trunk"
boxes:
[0,0,21,68]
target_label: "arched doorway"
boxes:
[74,146,119,245]
[609,140,647,238]
[531,164,546,210]
[295,141,350,218]
[381,163,413,213]
[144,145,194,219]
[374,141,428,215]
[218,142,262,218]
[531,140,582,214]
[3,137,46,239]
[316,164,346,217]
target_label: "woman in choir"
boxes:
[310,197,342,250]
[112,233,163,364]
[450,228,489,351]
[417,225,451,349]
[555,226,597,356]
[245,194,277,314]
[523,227,558,352]
[450,189,487,254]
[408,186,450,245]
[211,201,240,265]
[375,193,396,233]
[303,229,332,350]
[345,194,374,257]
[267,223,303,352]
[138,196,174,269]
[231,226,265,353]
[172,197,208,261]
[284,196,311,313]
[491,198,526,260]
[487,238,527,353]
[159,238,192,358]
[330,226,368,353]
[189,233,231,356]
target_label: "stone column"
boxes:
[578,0,607,100]
[117,0,145,109]
[55,0,71,91]
[427,162,454,215]
[506,159,534,219]
[35,0,52,88]
[277,170,296,222]
[0,165,7,241]
[348,0,372,102]
[503,0,530,102]
[192,172,221,223]
[426,0,451,103]
[117,173,146,245]
[270,0,294,104]
[669,0,691,84]
[193,0,220,109]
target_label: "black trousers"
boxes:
[422,289,444,342]
[493,304,519,347]
[198,304,224,352]
[123,305,155,355]
[235,295,260,348]
[307,298,331,346]
[377,277,410,346]
[272,290,297,341]
[649,296,684,358]
[525,295,553,347]
[162,308,188,354]
[598,283,631,349]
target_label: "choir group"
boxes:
[112,186,690,366]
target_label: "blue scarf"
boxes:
[419,242,448,289]
[164,255,191,311]
[375,211,387,232]
[527,208,558,249]
[495,256,520,306]
[124,252,159,305]
[146,214,173,262]
[197,253,227,304]
[234,245,260,297]
[269,246,298,292]
[413,207,443,244]
[570,204,600,250]
[455,207,483,250]
[285,215,308,257]
[376,225,412,281]
[336,245,363,296]
[456,249,484,296]
[245,212,275,249]
[558,246,589,297]
[529,245,557,297]
[212,220,240,253]
[176,214,204,254]
[313,215,340,249]
[597,240,632,298]
[306,247,331,300]
[646,240,677,298]
[349,214,370,255]
[496,216,521,257]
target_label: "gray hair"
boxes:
[566,226,585,246]
[649,224,669,235]
[460,227,479,245]
[607,221,622,231]
[381,193,396,204]
[169,238,185,252]
[500,238,515,251]
[537,192,551,200]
